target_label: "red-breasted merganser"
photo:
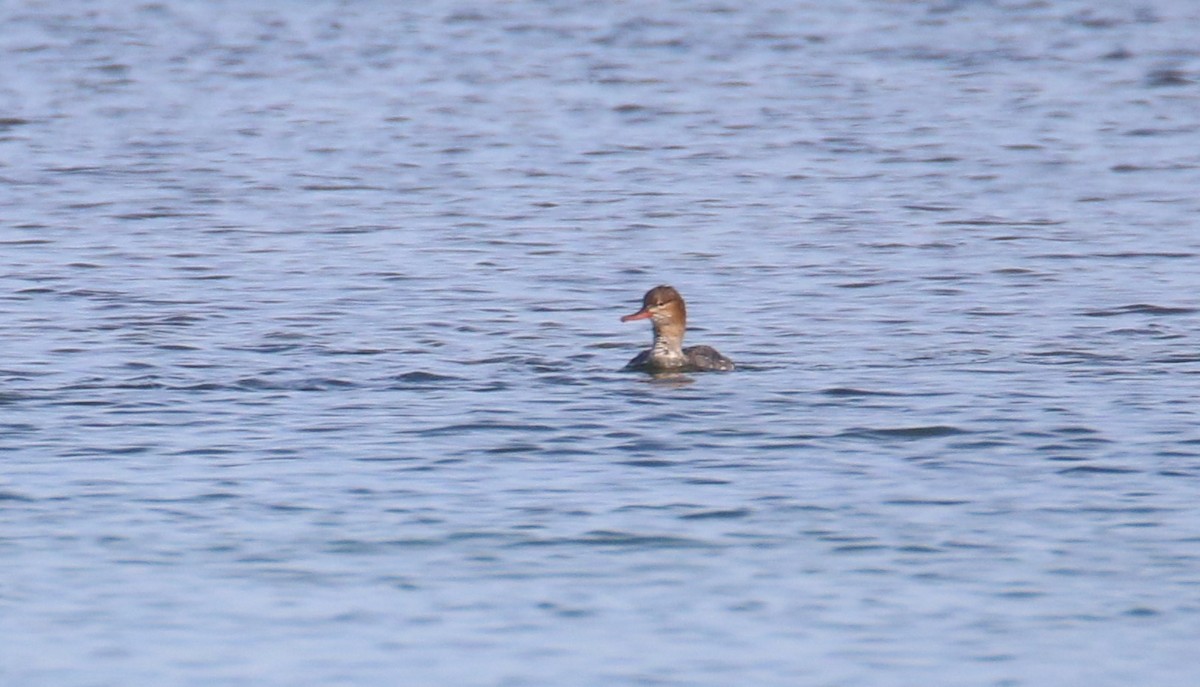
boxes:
[620,285,734,373]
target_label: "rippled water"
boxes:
[4,2,1200,686]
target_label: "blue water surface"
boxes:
[3,2,1200,686]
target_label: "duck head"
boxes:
[621,285,686,325]
[621,284,687,351]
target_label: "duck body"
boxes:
[621,285,734,373]
[624,344,734,373]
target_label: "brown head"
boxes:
[620,285,687,329]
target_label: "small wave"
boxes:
[831,543,888,553]
[842,425,966,439]
[230,377,357,391]
[618,459,679,468]
[112,379,169,390]
[821,387,903,397]
[1026,349,1128,363]
[1057,465,1139,475]
[1082,303,1197,317]
[0,394,36,405]
[679,508,751,520]
[1101,252,1198,259]
[484,443,544,455]
[1152,354,1200,364]
[883,498,969,506]
[578,530,713,548]
[513,530,714,549]
[1145,68,1192,87]
[897,545,943,554]
[418,421,555,436]
[292,377,358,390]
[938,217,1063,227]
[113,210,199,220]
[299,184,386,192]
[156,343,201,352]
[836,280,895,289]
[393,370,463,384]
[1036,251,1195,261]
[323,347,388,356]
[226,344,303,353]
[177,382,226,391]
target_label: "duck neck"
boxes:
[651,320,686,363]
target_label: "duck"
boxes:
[620,285,734,373]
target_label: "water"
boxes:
[4,1,1200,685]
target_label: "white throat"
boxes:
[650,323,685,366]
